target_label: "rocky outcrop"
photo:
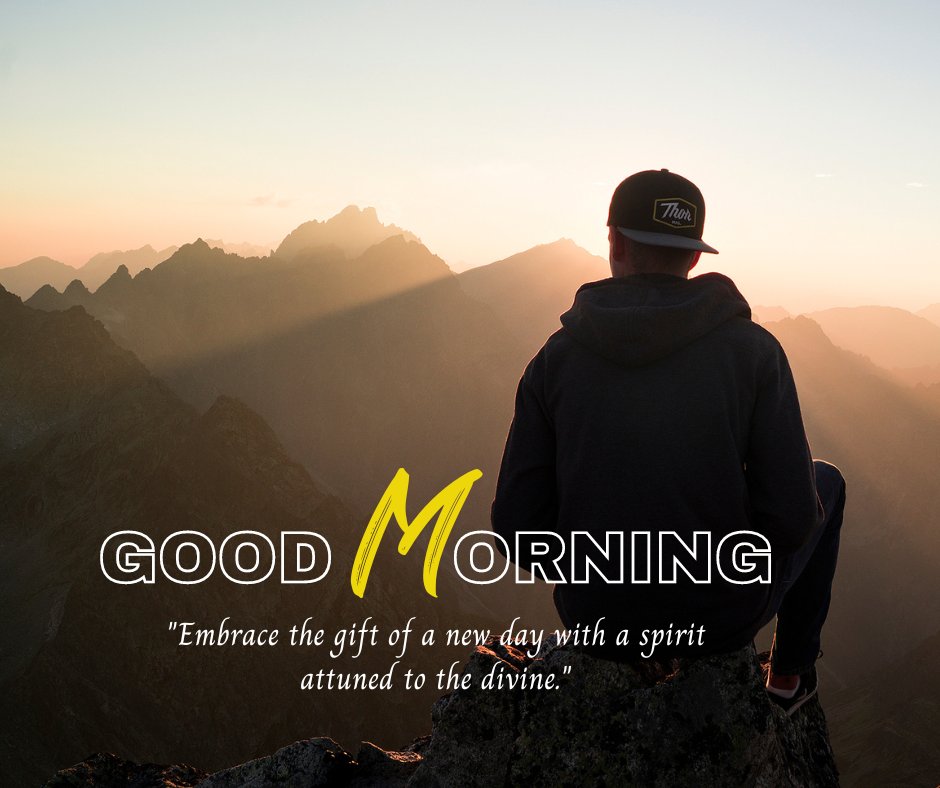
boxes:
[199,739,423,788]
[46,639,839,787]
[409,640,837,787]
[44,752,206,786]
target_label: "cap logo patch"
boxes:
[653,197,696,229]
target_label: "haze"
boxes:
[2,1,939,312]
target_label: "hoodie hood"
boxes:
[560,272,751,367]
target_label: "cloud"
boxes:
[905,182,926,188]
[814,173,834,178]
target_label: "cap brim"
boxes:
[617,227,718,254]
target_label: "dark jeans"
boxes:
[762,460,846,675]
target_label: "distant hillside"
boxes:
[457,239,609,362]
[275,205,420,260]
[752,305,791,324]
[205,239,272,258]
[828,629,940,786]
[918,303,940,327]
[763,316,940,676]
[0,247,178,299]
[79,245,179,290]
[913,380,940,415]
[0,256,77,298]
[806,306,940,383]
[889,362,940,387]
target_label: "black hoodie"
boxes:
[491,272,822,658]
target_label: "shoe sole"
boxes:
[784,688,817,716]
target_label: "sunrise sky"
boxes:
[2,1,938,312]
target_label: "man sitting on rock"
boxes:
[490,168,846,715]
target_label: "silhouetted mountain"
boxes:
[806,306,940,385]
[918,302,940,327]
[0,247,180,301]
[275,205,420,260]
[0,286,144,461]
[457,239,609,363]
[914,380,940,415]
[25,234,525,526]
[79,245,178,290]
[0,256,78,298]
[205,239,272,258]
[21,283,67,312]
[0,287,493,785]
[828,629,940,786]
[752,305,791,323]
[890,362,940,387]
[24,280,97,314]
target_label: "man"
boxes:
[490,169,845,715]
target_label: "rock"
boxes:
[409,639,839,788]
[349,741,423,787]
[43,752,206,786]
[199,738,354,787]
[44,639,839,787]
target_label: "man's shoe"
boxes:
[767,667,818,717]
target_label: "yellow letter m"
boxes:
[351,468,483,598]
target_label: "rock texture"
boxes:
[408,640,838,788]
[44,752,206,787]
[46,639,839,787]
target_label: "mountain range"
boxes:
[457,238,609,363]
[4,205,939,785]
[0,240,270,300]
[25,232,523,527]
[805,306,940,386]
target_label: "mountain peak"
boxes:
[276,206,420,261]
[95,264,135,298]
[200,394,291,460]
[164,238,221,262]
[355,234,453,285]
[63,279,91,297]
[17,255,70,268]
[0,283,23,314]
[77,245,179,291]
[337,204,377,220]
[0,256,78,299]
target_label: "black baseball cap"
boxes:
[607,169,718,254]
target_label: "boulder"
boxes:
[45,639,839,787]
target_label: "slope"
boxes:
[457,238,609,363]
